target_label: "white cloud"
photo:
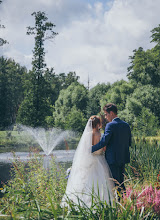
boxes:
[0,0,160,87]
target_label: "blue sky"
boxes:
[0,0,160,87]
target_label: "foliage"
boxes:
[120,107,158,137]
[132,108,158,136]
[100,80,135,112]
[17,11,57,127]
[126,138,160,182]
[0,152,67,219]
[53,82,88,131]
[43,71,80,107]
[129,85,159,117]
[58,71,80,90]
[87,83,111,117]
[0,57,27,130]
[1,21,160,134]
[16,71,53,127]
[65,183,160,219]
[127,26,160,88]
[151,24,160,49]
[1,140,160,219]
[26,11,58,72]
[115,83,160,136]
[65,106,87,132]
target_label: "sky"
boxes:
[0,0,160,87]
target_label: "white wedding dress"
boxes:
[61,119,114,207]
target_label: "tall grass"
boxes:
[126,137,160,183]
[0,151,67,219]
[0,139,160,219]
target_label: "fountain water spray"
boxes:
[20,125,71,155]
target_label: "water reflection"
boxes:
[0,150,75,163]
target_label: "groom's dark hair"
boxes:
[103,103,117,114]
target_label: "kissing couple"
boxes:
[62,103,131,207]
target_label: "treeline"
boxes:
[0,10,160,136]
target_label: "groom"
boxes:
[92,103,131,193]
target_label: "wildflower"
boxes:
[124,185,160,216]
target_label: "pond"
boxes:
[0,150,75,198]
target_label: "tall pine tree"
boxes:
[17,11,58,127]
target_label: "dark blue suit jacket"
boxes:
[92,118,131,165]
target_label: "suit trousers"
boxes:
[108,163,126,192]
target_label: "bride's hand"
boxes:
[103,146,106,151]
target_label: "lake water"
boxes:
[0,150,75,197]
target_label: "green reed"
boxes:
[0,139,160,219]
[126,137,160,184]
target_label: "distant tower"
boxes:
[88,75,90,90]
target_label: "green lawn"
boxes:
[0,130,80,152]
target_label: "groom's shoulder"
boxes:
[121,119,129,125]
[105,118,130,127]
[120,119,131,129]
[114,118,130,128]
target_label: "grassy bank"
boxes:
[0,130,160,153]
[0,131,80,153]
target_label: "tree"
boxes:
[65,106,87,133]
[127,85,160,120]
[53,82,88,130]
[100,80,134,112]
[127,47,160,87]
[0,57,27,129]
[44,71,80,106]
[59,72,80,90]
[27,11,58,73]
[151,24,160,49]
[17,11,58,127]
[133,108,158,137]
[127,25,160,87]
[43,68,59,105]
[119,85,160,135]
[87,83,111,117]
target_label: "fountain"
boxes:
[0,125,76,195]
[18,125,76,169]
[20,125,71,156]
[0,125,76,167]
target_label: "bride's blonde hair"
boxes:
[90,115,101,128]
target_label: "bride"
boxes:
[61,115,114,207]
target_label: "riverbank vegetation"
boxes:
[0,139,160,219]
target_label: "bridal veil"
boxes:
[61,119,114,207]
